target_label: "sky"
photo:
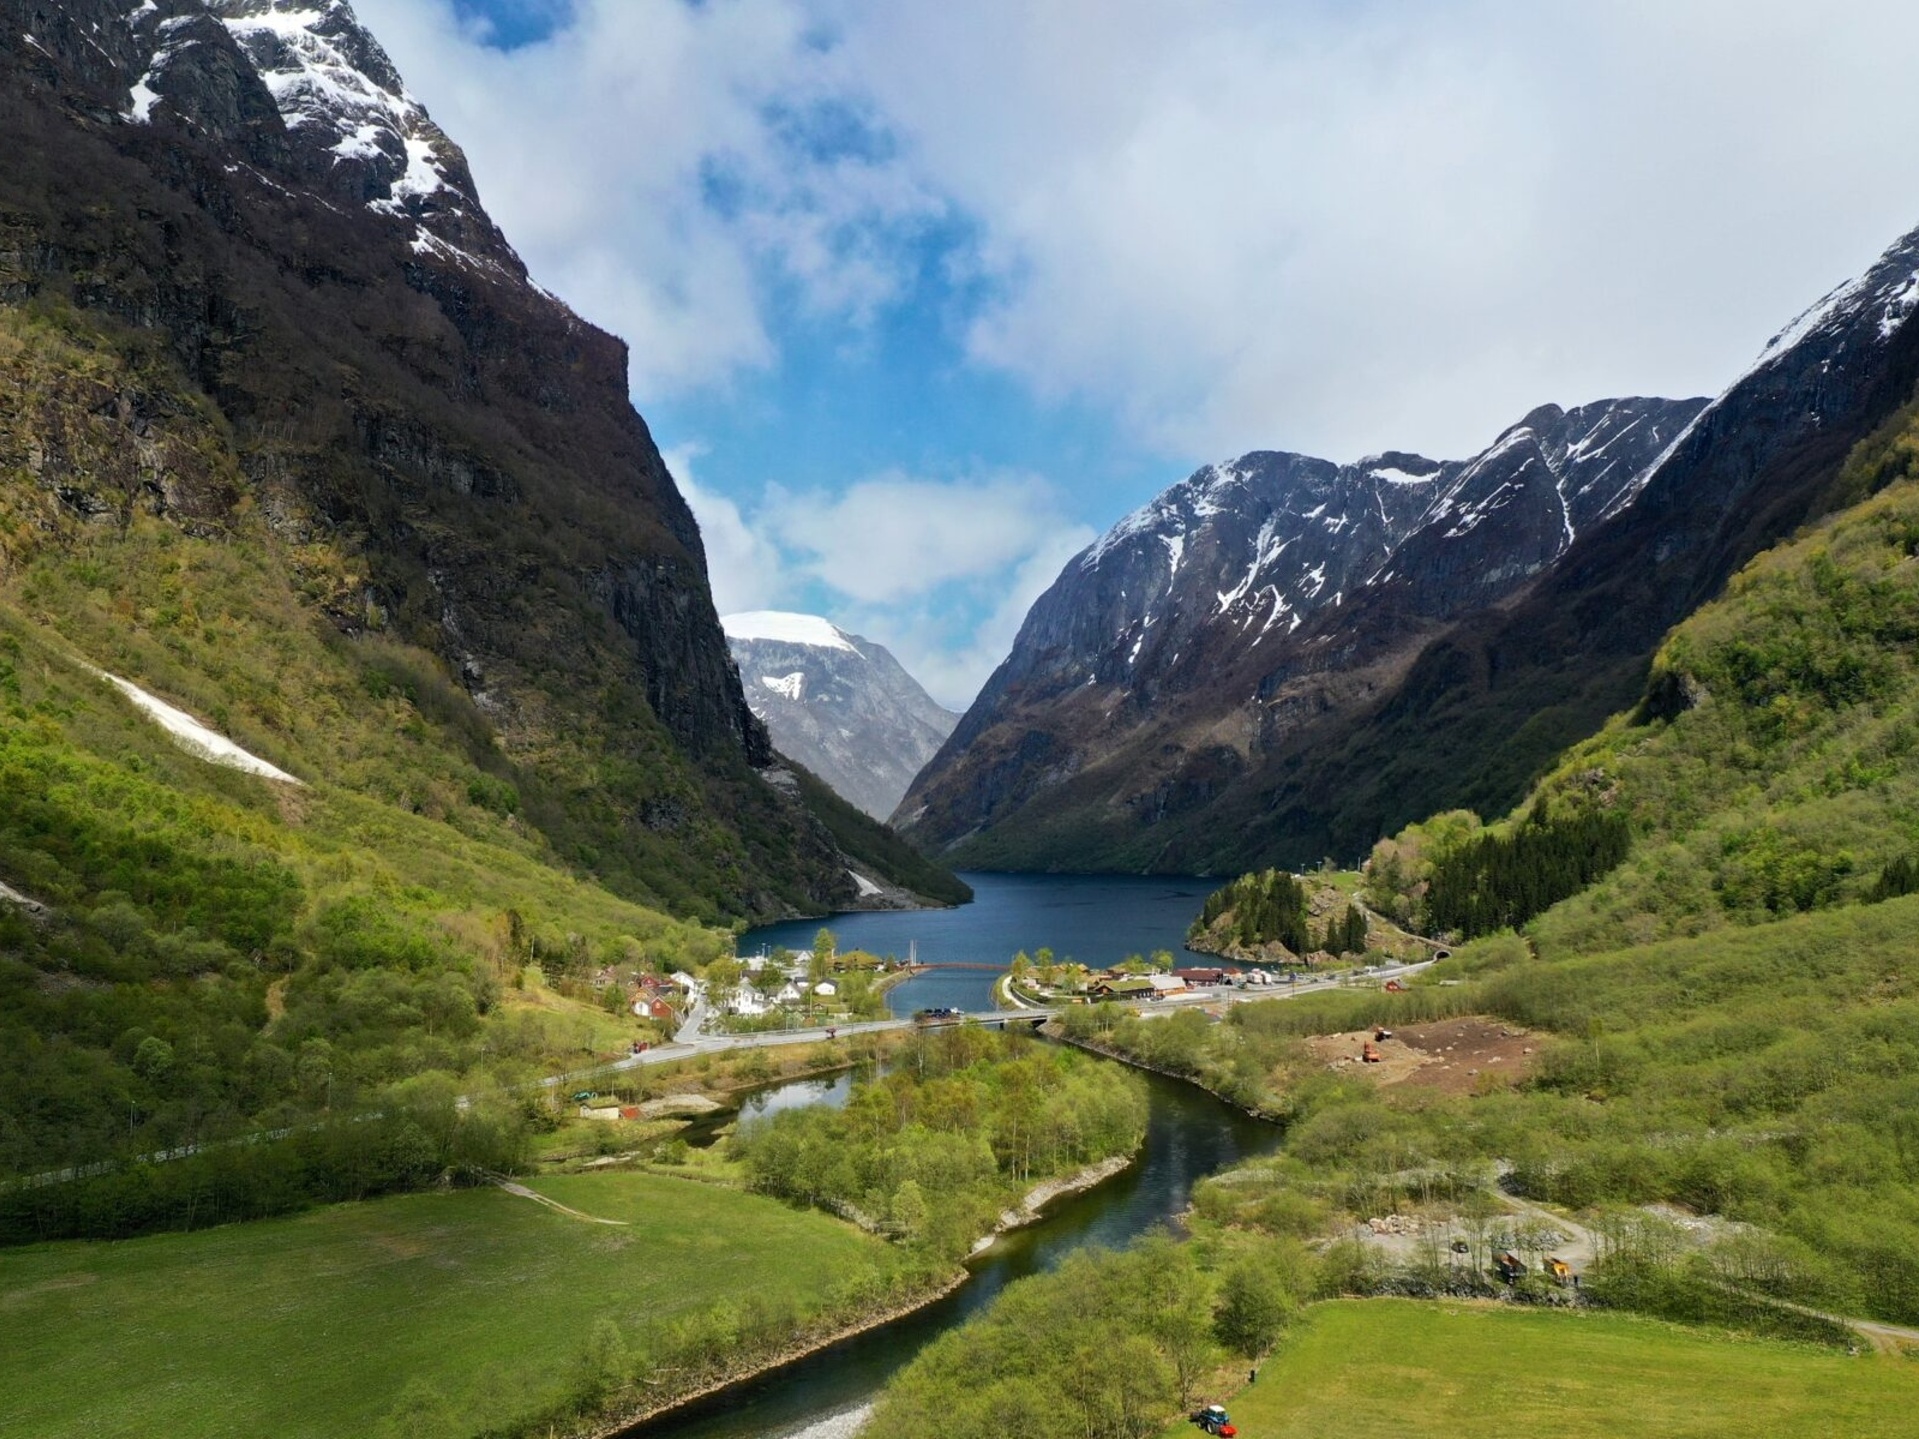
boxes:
[357,0,1919,708]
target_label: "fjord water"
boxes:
[623,1066,1278,1439]
[741,871,1221,1014]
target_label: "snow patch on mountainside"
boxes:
[761,672,806,702]
[117,2,515,273]
[1367,464,1438,486]
[100,672,303,783]
[217,1,451,202]
[723,611,856,652]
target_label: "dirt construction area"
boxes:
[1304,1016,1540,1094]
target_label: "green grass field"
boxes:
[1164,1299,1919,1439]
[0,1171,895,1438]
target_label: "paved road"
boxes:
[11,958,1437,1186]
[551,957,1440,1090]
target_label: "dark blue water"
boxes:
[740,872,1218,1015]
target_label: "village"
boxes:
[999,947,1290,1006]
[580,929,922,1042]
[585,932,1409,1046]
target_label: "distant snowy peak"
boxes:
[722,610,857,653]
[722,614,957,822]
[122,0,518,273]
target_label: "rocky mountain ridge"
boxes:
[0,0,957,918]
[724,611,958,822]
[899,217,1919,872]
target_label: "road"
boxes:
[547,955,1440,1090]
[10,957,1438,1188]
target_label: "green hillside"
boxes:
[0,301,886,1211]
[1016,430,1919,1402]
[1526,451,1919,956]
[1353,403,1919,959]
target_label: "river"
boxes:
[621,874,1251,1435]
[620,1065,1278,1439]
[740,871,1221,1015]
[624,873,1267,1439]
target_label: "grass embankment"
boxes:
[0,1171,906,1439]
[1158,1299,1919,1439]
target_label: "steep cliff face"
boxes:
[901,223,1919,872]
[723,611,957,821]
[0,0,941,919]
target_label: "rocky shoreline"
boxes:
[970,1151,1140,1256]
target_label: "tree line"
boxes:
[1192,869,1369,956]
[1424,802,1632,939]
[737,1027,1147,1262]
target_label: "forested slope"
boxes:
[0,324,738,1205]
[1362,394,1919,957]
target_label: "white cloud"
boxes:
[667,445,789,615]
[837,0,1919,459]
[366,0,1919,462]
[848,522,1097,709]
[671,458,1091,705]
[358,0,1919,699]
[358,0,939,396]
[762,472,1075,603]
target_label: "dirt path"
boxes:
[0,879,47,915]
[494,1179,630,1226]
[1499,1190,1599,1272]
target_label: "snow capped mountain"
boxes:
[901,215,1919,873]
[967,395,1703,710]
[723,613,958,821]
[117,0,518,271]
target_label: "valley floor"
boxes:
[1160,1298,1919,1439]
[0,1172,901,1439]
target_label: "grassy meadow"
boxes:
[0,1171,900,1439]
[1160,1299,1919,1439]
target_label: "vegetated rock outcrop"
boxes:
[0,0,956,920]
[724,611,958,822]
[900,217,1919,873]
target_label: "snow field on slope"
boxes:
[100,672,303,784]
[722,611,856,652]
